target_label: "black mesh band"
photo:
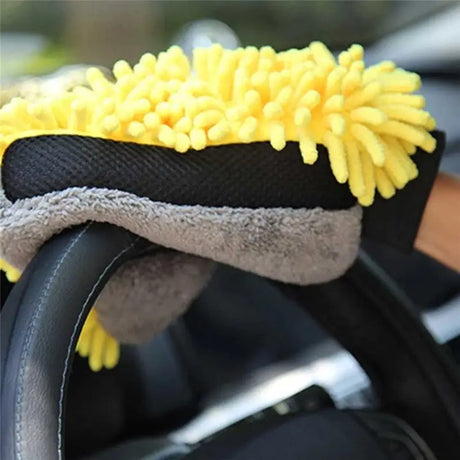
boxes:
[2,135,355,210]
[363,131,445,252]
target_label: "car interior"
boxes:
[1,2,460,459]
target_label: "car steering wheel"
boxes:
[2,222,460,459]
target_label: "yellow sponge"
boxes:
[0,42,436,206]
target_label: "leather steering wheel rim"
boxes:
[1,222,151,460]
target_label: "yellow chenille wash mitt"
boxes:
[0,42,438,370]
[0,42,435,206]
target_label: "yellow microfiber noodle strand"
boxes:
[0,42,437,205]
[0,258,21,282]
[0,258,120,371]
[76,308,120,371]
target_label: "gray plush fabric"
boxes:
[0,186,362,342]
[0,187,361,283]
[95,252,215,343]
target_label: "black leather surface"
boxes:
[187,409,392,460]
[354,411,436,460]
[86,408,435,460]
[277,253,460,460]
[2,135,355,210]
[1,223,152,460]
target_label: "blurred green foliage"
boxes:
[23,44,71,76]
[0,0,452,76]
[1,0,391,51]
[1,0,66,39]
[160,1,391,51]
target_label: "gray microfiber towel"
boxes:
[95,252,216,343]
[0,184,361,343]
